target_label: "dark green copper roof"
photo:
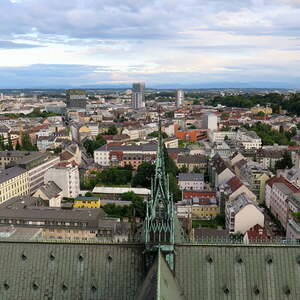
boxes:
[135,250,185,300]
[0,240,299,299]
[0,241,144,300]
[175,244,300,300]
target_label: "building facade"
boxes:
[66,89,87,109]
[0,167,29,203]
[131,82,145,109]
[203,113,218,131]
[226,193,264,234]
[44,165,80,198]
[176,89,184,107]
[178,173,204,191]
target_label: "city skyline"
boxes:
[0,0,300,88]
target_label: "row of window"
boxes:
[0,219,89,227]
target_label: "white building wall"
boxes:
[209,131,236,143]
[44,166,80,198]
[234,205,264,234]
[94,150,110,166]
[265,184,272,208]
[217,169,235,186]
[203,114,218,131]
[178,180,204,191]
[229,185,257,202]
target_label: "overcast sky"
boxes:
[0,0,300,88]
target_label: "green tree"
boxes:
[83,134,107,156]
[121,192,146,218]
[193,166,203,173]
[163,144,178,176]
[165,111,174,118]
[292,212,300,223]
[100,167,132,185]
[21,132,36,151]
[15,140,21,150]
[169,173,182,202]
[188,125,197,129]
[256,111,265,117]
[221,125,230,131]
[106,125,118,135]
[6,135,13,151]
[179,165,189,173]
[0,135,5,150]
[221,112,230,118]
[275,151,293,170]
[132,162,155,188]
[148,131,168,138]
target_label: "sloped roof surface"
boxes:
[0,240,299,299]
[0,241,144,300]
[135,251,185,300]
[175,244,300,300]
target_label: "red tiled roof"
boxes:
[57,161,78,167]
[107,142,122,146]
[251,115,270,120]
[226,176,243,192]
[266,176,300,193]
[183,191,216,199]
[233,159,247,169]
[60,150,74,161]
[245,224,269,241]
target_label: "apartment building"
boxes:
[209,131,236,143]
[44,164,80,198]
[210,154,235,187]
[94,143,157,166]
[176,155,207,172]
[177,191,220,219]
[222,176,257,203]
[226,193,264,234]
[238,160,271,203]
[237,131,262,150]
[0,195,123,241]
[209,130,262,150]
[266,177,300,229]
[0,166,29,203]
[12,152,60,194]
[178,173,204,191]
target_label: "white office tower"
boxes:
[176,90,184,107]
[131,82,145,109]
[203,113,218,131]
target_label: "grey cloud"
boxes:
[0,63,299,89]
[0,40,41,49]
[1,0,299,42]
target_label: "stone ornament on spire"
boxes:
[144,106,175,246]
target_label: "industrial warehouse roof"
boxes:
[92,186,150,195]
[0,240,298,299]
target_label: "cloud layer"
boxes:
[0,0,300,88]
